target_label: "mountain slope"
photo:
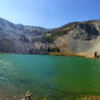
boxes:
[0,17,49,53]
[1,17,100,55]
[46,20,100,53]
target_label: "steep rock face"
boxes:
[1,17,100,54]
[0,17,49,32]
[48,20,100,53]
[71,23,100,40]
[0,17,49,53]
[52,34,96,53]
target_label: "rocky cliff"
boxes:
[0,17,49,53]
[0,17,100,55]
[47,20,100,54]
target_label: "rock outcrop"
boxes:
[1,17,100,55]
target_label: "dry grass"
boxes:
[76,96,100,100]
[41,97,47,100]
[49,51,84,57]
[32,96,100,100]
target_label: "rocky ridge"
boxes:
[0,17,100,56]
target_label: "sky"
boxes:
[0,0,100,28]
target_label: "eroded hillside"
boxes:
[46,20,100,54]
[0,17,100,55]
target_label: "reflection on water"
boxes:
[55,57,100,95]
[0,54,100,99]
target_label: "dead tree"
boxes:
[22,91,33,100]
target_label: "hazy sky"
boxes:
[0,0,100,28]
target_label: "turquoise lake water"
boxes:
[0,54,100,99]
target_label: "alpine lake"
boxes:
[0,54,100,100]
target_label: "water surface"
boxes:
[0,54,100,99]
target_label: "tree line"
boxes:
[28,47,60,54]
[46,29,71,43]
[47,47,60,52]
